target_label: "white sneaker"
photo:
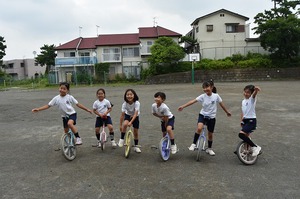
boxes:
[134,146,141,153]
[75,137,82,145]
[97,141,101,148]
[118,139,124,147]
[111,140,117,148]
[171,144,178,154]
[252,145,261,156]
[188,143,196,151]
[206,148,215,156]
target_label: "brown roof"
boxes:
[139,26,181,38]
[55,37,97,50]
[55,26,182,50]
[191,9,249,25]
[95,33,139,46]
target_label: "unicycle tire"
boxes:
[159,137,170,161]
[124,131,132,158]
[61,133,77,161]
[196,137,205,161]
[236,141,258,165]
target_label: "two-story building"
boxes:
[54,26,181,83]
[2,59,45,80]
[186,9,268,60]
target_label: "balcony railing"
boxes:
[55,57,97,66]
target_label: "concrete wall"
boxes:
[145,67,300,84]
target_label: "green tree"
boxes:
[253,0,300,60]
[180,36,199,54]
[35,44,57,74]
[149,37,185,74]
[0,36,7,67]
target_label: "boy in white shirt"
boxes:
[32,82,92,145]
[152,92,177,154]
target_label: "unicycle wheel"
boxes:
[236,141,258,165]
[61,133,77,161]
[159,137,170,161]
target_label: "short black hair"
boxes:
[124,89,139,102]
[244,85,255,94]
[59,82,70,90]
[154,92,166,100]
[96,88,106,96]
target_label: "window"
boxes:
[196,27,199,33]
[103,48,121,62]
[206,25,213,32]
[20,63,24,67]
[64,52,76,57]
[226,24,245,33]
[220,13,225,17]
[146,41,153,53]
[80,52,90,57]
[123,47,139,57]
[8,63,14,68]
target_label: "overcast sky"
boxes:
[0,0,274,60]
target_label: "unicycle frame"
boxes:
[100,123,107,151]
[196,126,207,161]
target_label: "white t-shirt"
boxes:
[48,94,78,117]
[93,98,112,117]
[196,93,222,118]
[242,96,257,119]
[151,103,174,119]
[121,101,140,116]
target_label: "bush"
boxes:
[237,58,272,68]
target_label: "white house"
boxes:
[54,26,181,83]
[2,59,45,80]
[186,9,268,60]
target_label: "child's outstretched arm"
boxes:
[32,105,50,113]
[252,86,261,98]
[76,103,92,114]
[219,102,231,117]
[178,99,197,111]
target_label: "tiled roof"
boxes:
[191,9,249,25]
[55,26,181,50]
[55,37,97,50]
[95,33,139,46]
[139,26,181,38]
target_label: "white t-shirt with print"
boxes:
[48,94,78,117]
[151,103,174,119]
[196,93,222,118]
[93,98,112,117]
[242,96,257,119]
[121,101,140,116]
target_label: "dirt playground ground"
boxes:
[0,81,299,199]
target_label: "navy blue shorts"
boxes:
[62,113,77,128]
[241,118,257,134]
[124,114,139,129]
[95,116,113,128]
[161,116,175,132]
[198,114,216,133]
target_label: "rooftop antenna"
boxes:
[79,26,82,37]
[96,25,100,36]
[153,17,158,27]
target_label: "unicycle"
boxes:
[124,127,133,158]
[196,127,207,161]
[61,129,77,161]
[99,123,107,151]
[159,134,171,161]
